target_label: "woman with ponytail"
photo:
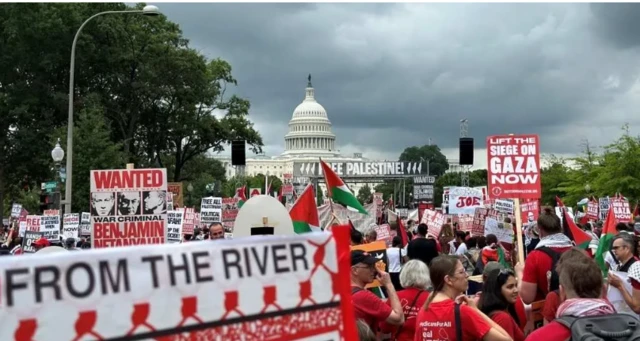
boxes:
[413,255,512,341]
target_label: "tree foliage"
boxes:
[399,145,450,177]
[540,125,640,206]
[0,3,263,220]
[357,184,373,204]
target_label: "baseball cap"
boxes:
[351,250,378,266]
[33,238,50,247]
[483,261,504,277]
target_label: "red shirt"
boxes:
[542,291,560,322]
[525,321,570,341]
[490,311,524,341]
[379,288,430,341]
[522,246,572,300]
[514,297,527,330]
[413,299,491,341]
[352,286,393,332]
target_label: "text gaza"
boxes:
[93,169,164,190]
[2,243,309,307]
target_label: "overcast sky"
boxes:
[157,3,640,169]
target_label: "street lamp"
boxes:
[63,5,161,214]
[51,139,65,212]
[51,138,65,164]
[187,183,194,207]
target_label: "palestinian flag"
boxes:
[595,205,617,276]
[555,196,591,249]
[320,159,367,214]
[397,216,410,247]
[288,184,320,234]
[481,246,511,269]
[234,185,247,208]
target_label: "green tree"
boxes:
[0,3,125,221]
[2,188,40,217]
[590,126,640,200]
[0,3,264,222]
[373,181,395,201]
[52,97,125,212]
[357,184,373,204]
[399,145,450,177]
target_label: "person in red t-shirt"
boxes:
[478,267,525,341]
[541,290,560,324]
[380,260,431,341]
[475,262,528,331]
[526,248,615,341]
[351,250,404,333]
[413,255,512,341]
[520,207,573,304]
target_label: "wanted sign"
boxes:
[0,231,356,341]
[90,168,168,248]
[21,231,43,253]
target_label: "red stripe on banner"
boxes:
[332,224,358,341]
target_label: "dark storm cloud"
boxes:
[590,3,640,49]
[157,3,640,160]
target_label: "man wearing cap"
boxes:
[350,250,404,333]
[33,237,50,252]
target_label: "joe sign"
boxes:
[487,134,541,199]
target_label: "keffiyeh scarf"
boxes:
[535,233,573,249]
[556,298,615,318]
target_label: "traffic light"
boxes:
[39,193,53,213]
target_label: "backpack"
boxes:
[557,314,640,341]
[537,247,562,292]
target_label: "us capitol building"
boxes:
[212,75,371,194]
[212,75,461,195]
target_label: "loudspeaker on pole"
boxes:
[231,140,246,166]
[459,137,474,165]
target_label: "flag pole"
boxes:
[319,157,342,226]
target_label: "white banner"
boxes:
[318,203,376,231]
[0,233,350,340]
[494,199,514,215]
[448,187,484,215]
[39,215,60,241]
[200,197,222,224]
[62,213,80,239]
[166,210,183,244]
[484,217,514,244]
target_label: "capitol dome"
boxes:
[282,75,339,157]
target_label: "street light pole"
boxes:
[51,139,65,214]
[63,6,160,214]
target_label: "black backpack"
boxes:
[557,314,640,341]
[537,247,561,292]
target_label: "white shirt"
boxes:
[387,247,407,273]
[448,240,468,255]
[455,242,468,256]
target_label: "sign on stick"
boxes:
[486,134,541,199]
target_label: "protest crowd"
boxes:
[2,136,640,341]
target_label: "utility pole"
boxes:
[460,119,470,187]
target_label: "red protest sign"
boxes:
[487,134,541,199]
